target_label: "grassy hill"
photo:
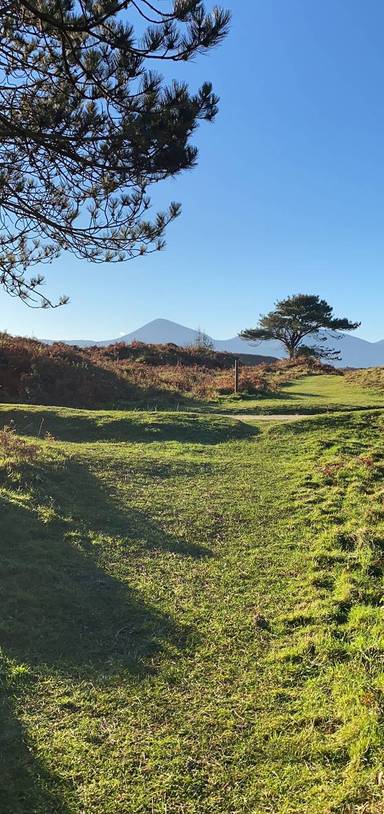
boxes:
[0,334,276,409]
[216,373,384,414]
[1,374,384,812]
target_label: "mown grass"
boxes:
[1,395,384,812]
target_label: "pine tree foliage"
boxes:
[0,1,230,306]
[239,294,360,360]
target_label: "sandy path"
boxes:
[219,413,308,422]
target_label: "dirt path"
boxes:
[221,413,308,422]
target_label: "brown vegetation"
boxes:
[0,424,39,463]
[345,367,384,393]
[0,334,337,409]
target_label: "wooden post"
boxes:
[234,358,240,394]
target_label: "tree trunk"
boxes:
[287,345,296,360]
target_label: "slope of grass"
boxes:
[1,402,384,812]
[216,373,384,414]
[345,367,384,393]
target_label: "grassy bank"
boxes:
[216,373,384,414]
[0,334,276,408]
[345,367,384,394]
[1,395,384,812]
[2,371,383,423]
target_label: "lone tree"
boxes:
[239,294,360,361]
[192,326,214,351]
[0,1,230,307]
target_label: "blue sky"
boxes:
[2,0,384,341]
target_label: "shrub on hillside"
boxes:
[0,424,39,464]
[273,357,341,375]
[0,337,140,407]
[213,368,271,396]
[345,368,384,392]
[99,341,239,369]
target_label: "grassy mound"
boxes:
[0,334,277,408]
[0,334,342,410]
[345,367,384,393]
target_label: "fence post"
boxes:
[234,358,240,394]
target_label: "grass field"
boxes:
[216,373,384,414]
[1,376,384,813]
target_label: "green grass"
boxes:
[215,373,384,414]
[1,389,384,812]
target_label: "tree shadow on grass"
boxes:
[0,406,257,444]
[0,494,190,671]
[278,390,322,398]
[44,456,215,560]
[0,455,205,811]
[0,465,201,671]
[0,688,70,814]
[273,410,382,436]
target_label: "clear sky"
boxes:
[2,0,384,342]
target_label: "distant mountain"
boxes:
[45,319,201,349]
[45,318,384,368]
[102,318,200,347]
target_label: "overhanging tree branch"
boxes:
[0,1,230,306]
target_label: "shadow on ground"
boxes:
[269,409,383,436]
[0,688,70,814]
[0,458,204,671]
[0,407,258,444]
[0,450,210,811]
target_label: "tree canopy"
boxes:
[239,294,360,360]
[0,1,230,306]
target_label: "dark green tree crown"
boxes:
[239,294,360,360]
